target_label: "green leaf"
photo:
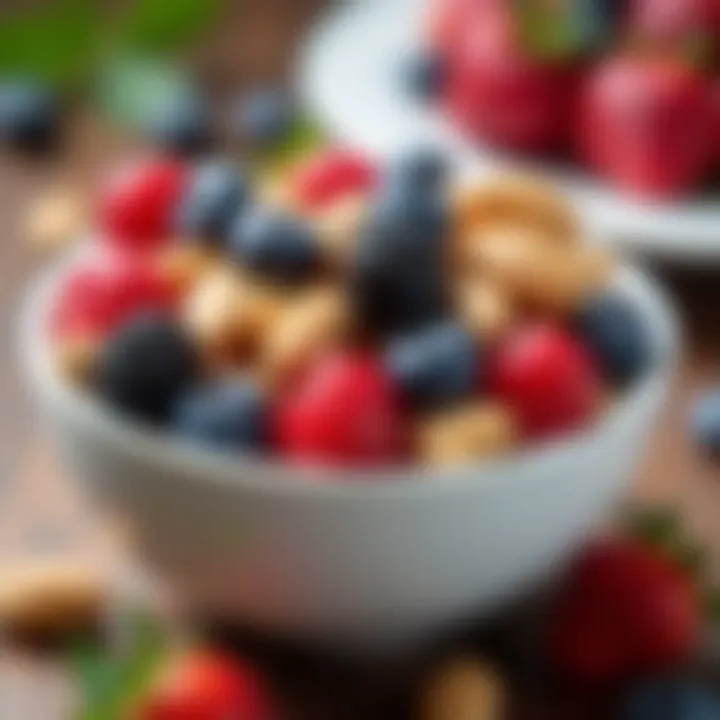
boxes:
[68,610,167,720]
[0,0,100,87]
[624,505,683,552]
[121,0,225,54]
[705,587,720,627]
[96,54,195,130]
[259,115,327,174]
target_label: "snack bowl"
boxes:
[20,252,678,651]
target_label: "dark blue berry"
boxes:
[96,314,199,424]
[229,208,320,284]
[173,379,267,452]
[351,171,448,335]
[691,388,720,457]
[384,146,448,191]
[0,80,60,154]
[385,321,478,410]
[403,51,445,103]
[233,87,292,146]
[176,160,249,243]
[620,677,720,720]
[149,92,213,158]
[574,293,651,388]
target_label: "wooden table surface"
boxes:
[1,2,719,718]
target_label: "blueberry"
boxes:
[575,293,651,388]
[233,87,293,146]
[385,321,478,410]
[96,314,199,424]
[385,146,448,190]
[691,388,720,456]
[403,51,445,103]
[176,160,249,243]
[149,92,213,158]
[621,677,720,720]
[229,208,320,284]
[173,380,267,452]
[351,175,448,334]
[0,80,60,154]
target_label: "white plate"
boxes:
[300,0,719,262]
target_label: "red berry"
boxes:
[288,149,377,210]
[578,55,714,199]
[99,157,188,250]
[553,539,700,683]
[488,324,602,439]
[139,649,278,720]
[50,250,176,341]
[424,0,495,53]
[628,0,716,48]
[444,12,575,153]
[273,352,407,468]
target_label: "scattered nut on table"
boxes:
[25,186,87,253]
[420,656,505,720]
[456,279,515,340]
[313,193,366,267]
[157,244,217,296]
[0,559,107,640]
[416,403,517,467]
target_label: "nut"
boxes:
[26,187,86,253]
[456,280,514,340]
[313,193,366,268]
[420,657,505,720]
[475,232,613,313]
[0,559,107,639]
[54,336,98,386]
[183,264,250,365]
[451,174,579,248]
[262,286,350,389]
[416,404,517,467]
[157,244,217,296]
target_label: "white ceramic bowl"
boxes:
[20,257,678,651]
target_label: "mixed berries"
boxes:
[49,147,653,470]
[415,0,719,199]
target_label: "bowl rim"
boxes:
[19,249,679,499]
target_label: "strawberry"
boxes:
[553,538,701,683]
[424,0,499,54]
[50,249,176,342]
[287,149,377,211]
[488,324,602,440]
[273,351,407,468]
[99,157,189,251]
[578,54,714,198]
[138,649,278,720]
[443,11,576,153]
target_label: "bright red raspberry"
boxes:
[488,324,602,439]
[273,351,407,468]
[99,157,188,250]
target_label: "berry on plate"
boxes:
[273,351,407,467]
[578,55,714,199]
[96,314,199,424]
[176,160,249,243]
[385,321,479,410]
[575,292,652,388]
[287,149,378,211]
[138,649,278,720]
[690,387,720,456]
[99,157,189,250]
[620,676,720,720]
[385,147,449,191]
[173,379,267,452]
[49,251,176,342]
[489,324,602,438]
[553,539,701,683]
[443,12,575,152]
[230,208,321,284]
